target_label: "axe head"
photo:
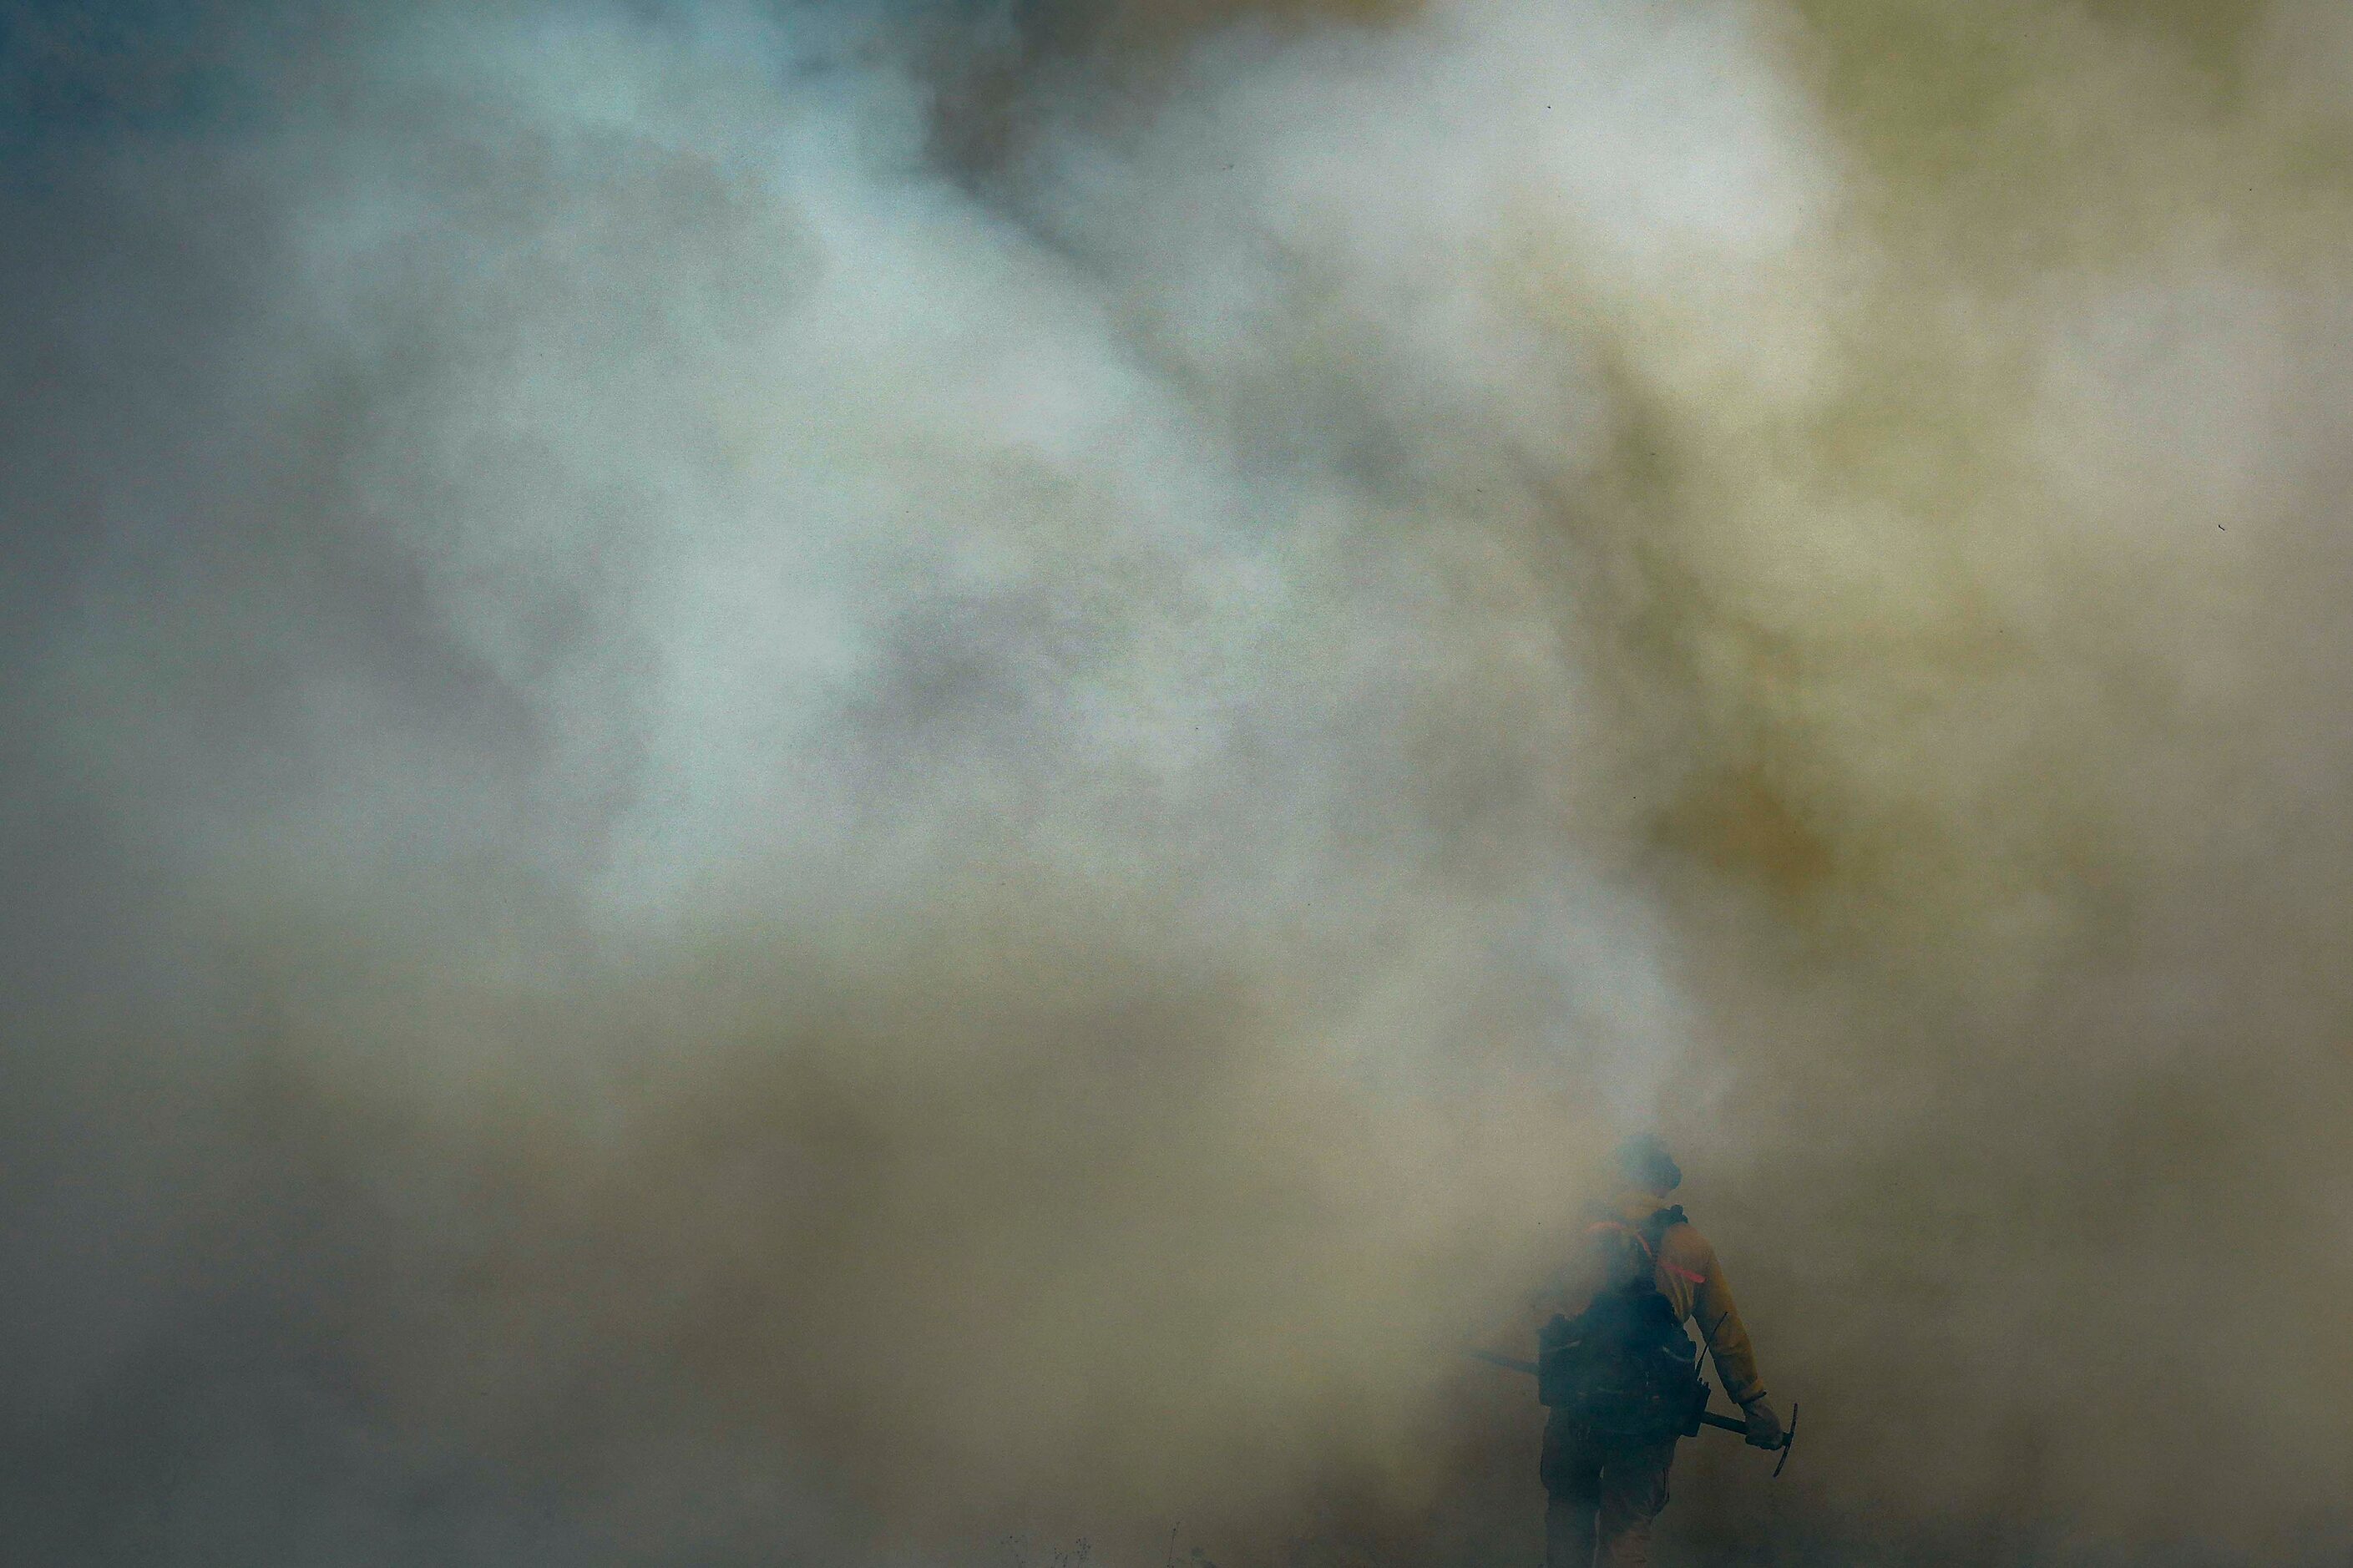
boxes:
[1771,1401,1800,1479]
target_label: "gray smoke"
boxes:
[4,2,2350,1563]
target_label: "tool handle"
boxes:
[1698,1403,1798,1471]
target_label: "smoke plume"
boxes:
[4,1,2350,1562]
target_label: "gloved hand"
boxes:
[1742,1398,1787,1449]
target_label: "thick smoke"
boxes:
[3,1,2350,1563]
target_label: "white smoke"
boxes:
[3,1,2350,1563]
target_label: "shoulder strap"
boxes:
[1588,1204,1688,1258]
[1582,1202,1689,1297]
[1644,1205,1709,1288]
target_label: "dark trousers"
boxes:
[1541,1411,1677,1568]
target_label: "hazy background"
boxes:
[4,2,2350,1563]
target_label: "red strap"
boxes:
[1590,1220,1705,1286]
[1586,1220,1656,1261]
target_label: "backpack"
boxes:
[1536,1203,1707,1443]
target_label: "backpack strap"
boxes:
[1643,1205,1708,1287]
[1585,1202,1708,1290]
[1585,1217,1656,1259]
[1591,1202,1685,1254]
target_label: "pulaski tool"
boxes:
[1464,1348,1800,1477]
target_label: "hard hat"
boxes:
[1615,1133,1683,1192]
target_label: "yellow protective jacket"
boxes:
[1531,1188,1768,1408]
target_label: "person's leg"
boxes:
[1543,1491,1595,1568]
[1539,1414,1602,1568]
[1591,1439,1677,1568]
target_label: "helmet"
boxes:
[1615,1133,1683,1193]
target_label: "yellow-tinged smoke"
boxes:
[3,1,2350,1563]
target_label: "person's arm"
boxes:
[1683,1232,1766,1405]
[1681,1231,1787,1447]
